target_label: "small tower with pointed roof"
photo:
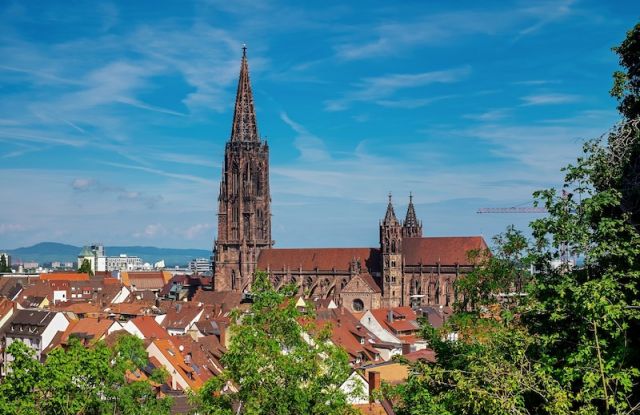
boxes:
[380,193,403,307]
[213,47,272,292]
[402,193,422,238]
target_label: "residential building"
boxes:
[2,309,69,373]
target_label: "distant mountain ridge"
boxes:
[1,242,210,267]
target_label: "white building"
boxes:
[106,254,143,271]
[77,244,106,273]
[189,258,212,274]
[2,310,69,374]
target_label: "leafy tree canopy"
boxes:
[193,272,359,415]
[0,334,171,415]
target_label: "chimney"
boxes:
[387,309,394,323]
[402,343,411,355]
[368,371,381,403]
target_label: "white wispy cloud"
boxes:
[464,108,511,121]
[183,223,214,240]
[280,112,330,161]
[325,66,470,111]
[0,223,28,235]
[133,224,167,238]
[101,161,216,185]
[521,93,580,106]
[71,178,164,208]
[335,1,577,60]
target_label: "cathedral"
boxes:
[213,49,488,312]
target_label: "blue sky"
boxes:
[0,0,638,250]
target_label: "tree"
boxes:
[78,258,94,276]
[391,22,640,415]
[193,272,358,415]
[0,254,9,272]
[611,23,640,229]
[522,22,640,414]
[390,318,570,415]
[454,225,531,312]
[0,334,171,415]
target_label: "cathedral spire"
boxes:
[402,192,423,237]
[230,46,259,142]
[383,193,399,225]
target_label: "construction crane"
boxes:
[476,197,573,266]
[477,207,548,214]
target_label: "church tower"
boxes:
[380,194,403,307]
[402,193,422,238]
[213,47,272,292]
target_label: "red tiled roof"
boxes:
[61,317,114,343]
[403,348,436,363]
[160,303,203,330]
[151,338,204,390]
[121,271,171,289]
[312,308,382,363]
[370,307,420,336]
[106,303,149,316]
[403,236,488,266]
[131,316,170,340]
[258,248,380,272]
[40,272,90,281]
[57,302,102,315]
[0,298,15,318]
[192,291,242,312]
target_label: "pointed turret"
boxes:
[403,192,423,238]
[230,46,259,142]
[383,193,399,225]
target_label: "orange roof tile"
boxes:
[370,308,420,336]
[40,272,90,281]
[61,317,114,343]
[151,338,204,390]
[130,316,170,340]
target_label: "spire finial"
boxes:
[230,43,259,142]
[388,192,392,203]
[409,191,413,203]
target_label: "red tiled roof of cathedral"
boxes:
[403,236,488,266]
[257,248,380,272]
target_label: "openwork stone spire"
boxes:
[230,46,259,142]
[403,192,423,237]
[383,193,399,225]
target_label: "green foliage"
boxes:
[0,254,9,272]
[78,258,94,276]
[391,318,570,415]
[392,22,640,415]
[455,225,531,312]
[0,335,172,415]
[611,23,640,119]
[193,271,357,415]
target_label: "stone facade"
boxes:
[213,49,489,309]
[213,48,272,292]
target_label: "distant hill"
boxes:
[1,242,210,267]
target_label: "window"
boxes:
[352,299,364,312]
